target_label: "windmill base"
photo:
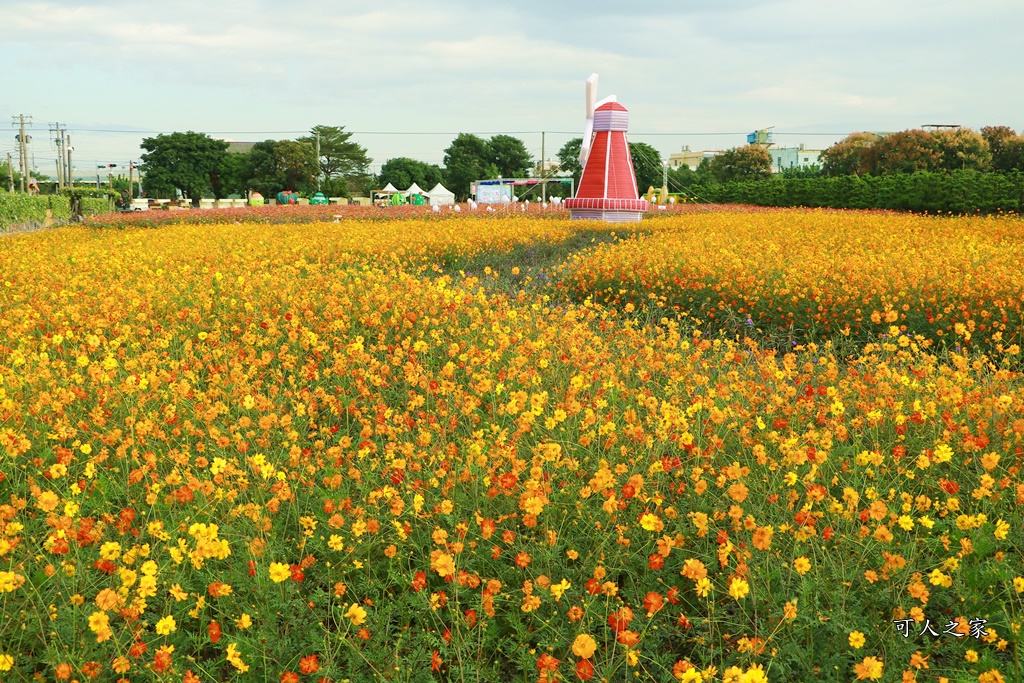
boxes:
[568,208,644,223]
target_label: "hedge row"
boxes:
[0,195,111,229]
[690,170,1024,213]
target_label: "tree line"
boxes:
[137,128,679,204]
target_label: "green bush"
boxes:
[695,170,1024,213]
[82,197,113,216]
[0,194,71,229]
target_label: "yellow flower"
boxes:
[268,562,291,583]
[695,577,712,598]
[994,519,1009,540]
[741,663,768,683]
[572,633,597,659]
[226,643,249,673]
[793,556,811,575]
[965,649,979,663]
[155,615,176,635]
[549,579,571,602]
[0,571,26,593]
[169,584,188,601]
[0,654,13,672]
[345,602,367,626]
[1013,577,1024,594]
[236,613,252,629]
[640,513,663,532]
[849,631,866,649]
[728,577,750,600]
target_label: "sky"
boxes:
[2,0,1022,180]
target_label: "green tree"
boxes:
[215,153,250,198]
[0,158,23,192]
[140,131,229,203]
[486,135,532,178]
[241,140,318,197]
[557,138,583,187]
[860,130,941,175]
[820,132,879,176]
[932,128,991,172]
[444,134,495,201]
[704,144,772,183]
[629,142,664,193]
[378,157,444,191]
[275,140,318,191]
[981,126,1024,172]
[297,125,371,192]
[243,141,282,197]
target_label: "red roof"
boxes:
[575,130,638,200]
[595,101,628,112]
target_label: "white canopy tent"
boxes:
[427,182,455,205]
[405,182,427,197]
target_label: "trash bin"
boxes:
[310,192,329,205]
[249,192,265,206]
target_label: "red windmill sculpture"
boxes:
[565,74,648,222]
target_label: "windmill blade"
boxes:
[579,73,598,167]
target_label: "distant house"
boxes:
[668,146,719,171]
[225,142,258,155]
[770,145,822,173]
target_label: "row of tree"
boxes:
[820,126,1024,176]
[140,126,372,202]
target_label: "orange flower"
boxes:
[94,588,121,611]
[752,526,773,551]
[572,634,597,659]
[854,656,884,680]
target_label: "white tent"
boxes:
[405,182,427,197]
[379,183,399,194]
[427,182,455,205]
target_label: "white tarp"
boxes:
[379,183,399,194]
[427,182,455,205]
[405,182,426,197]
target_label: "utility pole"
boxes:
[66,135,73,189]
[541,131,546,203]
[6,152,14,193]
[50,123,66,190]
[12,114,32,193]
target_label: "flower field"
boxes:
[556,211,1024,354]
[1,209,1022,683]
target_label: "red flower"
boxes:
[208,620,222,643]
[822,526,835,541]
[431,650,443,672]
[648,554,664,570]
[940,478,960,495]
[280,672,300,683]
[299,655,320,674]
[411,571,427,592]
[464,609,478,627]
[537,653,560,672]
[152,647,173,673]
[290,565,305,582]
[576,658,595,680]
[607,607,633,633]
[93,559,116,574]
